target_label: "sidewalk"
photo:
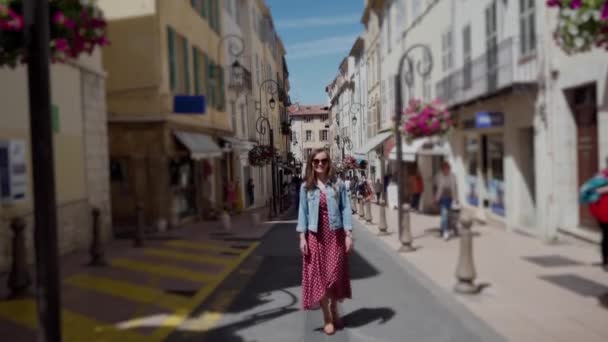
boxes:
[0,207,275,342]
[356,202,608,342]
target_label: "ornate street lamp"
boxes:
[255,78,284,216]
[394,43,433,252]
[217,34,246,98]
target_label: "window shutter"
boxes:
[193,47,200,94]
[207,58,214,109]
[167,26,176,92]
[219,66,225,111]
[201,0,207,18]
[183,38,190,94]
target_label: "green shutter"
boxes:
[51,104,60,133]
[167,26,176,92]
[193,47,200,94]
[206,56,214,109]
[183,38,190,94]
[218,66,225,111]
[191,0,196,8]
[201,0,207,18]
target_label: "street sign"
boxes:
[174,95,206,114]
[0,139,28,203]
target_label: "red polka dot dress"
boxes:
[302,191,352,310]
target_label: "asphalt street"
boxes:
[168,217,506,342]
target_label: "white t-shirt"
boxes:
[434,172,458,201]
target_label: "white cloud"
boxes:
[276,13,360,29]
[286,34,359,59]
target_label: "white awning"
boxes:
[174,131,223,159]
[354,131,393,156]
[222,137,256,152]
[388,138,449,161]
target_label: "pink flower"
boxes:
[546,0,562,7]
[601,1,608,20]
[54,38,69,52]
[570,0,582,9]
[5,13,23,31]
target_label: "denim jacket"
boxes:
[296,181,353,233]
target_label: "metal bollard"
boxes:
[134,202,144,247]
[8,217,31,298]
[454,212,479,294]
[251,212,261,226]
[364,199,373,224]
[377,199,388,235]
[358,198,365,218]
[89,207,107,266]
[398,204,415,252]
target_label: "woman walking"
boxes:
[297,148,353,335]
[434,161,458,240]
[580,165,608,269]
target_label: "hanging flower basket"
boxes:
[399,99,453,142]
[547,0,608,54]
[0,0,109,68]
[342,155,357,170]
[248,145,274,167]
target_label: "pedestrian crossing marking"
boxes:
[144,248,234,266]
[150,241,260,341]
[65,274,192,311]
[165,240,248,254]
[111,258,219,283]
[0,299,149,342]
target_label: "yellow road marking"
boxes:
[150,241,260,341]
[0,299,148,342]
[144,248,234,266]
[111,259,218,283]
[165,240,248,254]
[65,274,192,311]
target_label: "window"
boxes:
[412,0,421,19]
[305,148,312,158]
[422,76,431,101]
[255,54,260,85]
[230,101,237,131]
[305,117,312,123]
[240,103,247,136]
[463,24,472,89]
[208,0,220,33]
[376,49,381,85]
[305,130,312,141]
[519,0,536,55]
[486,1,499,90]
[441,29,453,72]
[192,47,207,95]
[167,26,190,94]
[320,130,328,141]
[386,2,392,53]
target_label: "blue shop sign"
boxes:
[174,95,206,114]
[474,111,504,128]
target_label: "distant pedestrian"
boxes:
[434,161,458,240]
[373,178,383,204]
[409,168,424,211]
[580,164,608,269]
[246,178,255,207]
[297,148,353,335]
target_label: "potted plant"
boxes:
[547,0,608,54]
[248,145,274,167]
[0,0,109,68]
[400,99,453,142]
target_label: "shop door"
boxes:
[572,84,599,229]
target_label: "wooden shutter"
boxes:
[183,38,190,94]
[193,47,200,94]
[167,26,176,92]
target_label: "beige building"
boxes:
[0,52,110,272]
[98,0,235,231]
[290,105,330,170]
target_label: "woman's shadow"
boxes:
[314,307,395,332]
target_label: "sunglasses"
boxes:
[312,158,329,166]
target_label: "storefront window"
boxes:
[484,134,505,216]
[465,137,479,206]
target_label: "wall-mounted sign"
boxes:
[463,111,504,130]
[0,140,27,203]
[174,95,206,114]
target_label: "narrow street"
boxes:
[168,215,505,342]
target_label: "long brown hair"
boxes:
[304,148,333,190]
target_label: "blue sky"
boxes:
[266,0,365,105]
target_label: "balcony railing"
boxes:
[436,37,539,108]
